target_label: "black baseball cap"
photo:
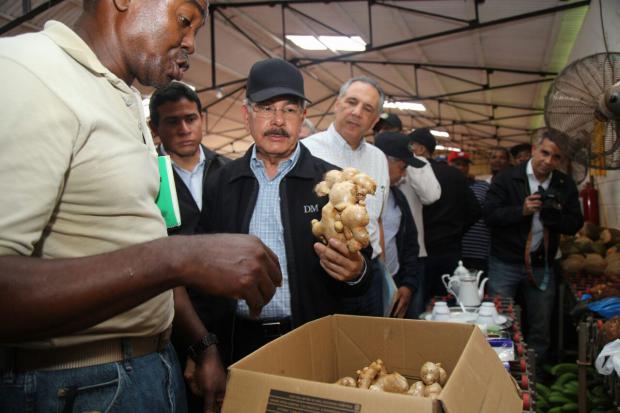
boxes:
[375,132,425,168]
[373,113,403,132]
[246,58,310,103]
[409,128,437,154]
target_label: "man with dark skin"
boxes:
[489,147,511,178]
[0,0,280,412]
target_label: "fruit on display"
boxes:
[589,282,620,300]
[561,254,585,274]
[536,362,615,413]
[583,253,606,276]
[311,168,376,253]
[334,359,448,399]
[600,315,620,345]
[560,223,620,285]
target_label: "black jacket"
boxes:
[200,144,373,328]
[390,187,420,291]
[423,160,482,255]
[156,144,229,235]
[483,162,583,264]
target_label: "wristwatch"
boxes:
[187,332,219,362]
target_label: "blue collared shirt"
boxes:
[161,146,206,210]
[237,144,301,319]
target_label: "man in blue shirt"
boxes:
[150,82,229,235]
[201,58,372,363]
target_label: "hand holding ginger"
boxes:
[311,168,377,253]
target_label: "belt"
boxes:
[0,327,172,373]
[235,316,292,340]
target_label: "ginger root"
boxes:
[407,381,425,397]
[332,358,448,400]
[334,376,357,387]
[356,359,385,389]
[369,372,409,393]
[311,168,376,253]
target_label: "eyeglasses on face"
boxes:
[251,103,302,120]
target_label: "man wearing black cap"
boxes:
[373,113,403,134]
[201,58,372,363]
[374,132,422,318]
[408,128,481,304]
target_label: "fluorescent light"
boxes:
[410,128,450,138]
[318,35,366,52]
[170,80,196,90]
[436,145,460,152]
[286,35,367,52]
[384,101,426,112]
[286,35,328,50]
[430,130,449,138]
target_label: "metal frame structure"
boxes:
[200,0,590,151]
[0,0,592,152]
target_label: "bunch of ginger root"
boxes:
[334,359,448,399]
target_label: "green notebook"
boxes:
[156,155,181,228]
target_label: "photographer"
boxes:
[483,129,583,370]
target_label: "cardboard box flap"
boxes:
[439,327,522,413]
[232,316,337,382]
[332,315,471,380]
[224,367,437,413]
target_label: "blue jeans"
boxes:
[488,256,556,364]
[0,343,187,413]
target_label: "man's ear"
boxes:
[241,104,251,133]
[112,0,130,13]
[148,119,158,138]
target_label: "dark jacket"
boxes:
[200,144,373,328]
[423,159,482,255]
[483,162,583,264]
[390,187,420,291]
[157,144,229,235]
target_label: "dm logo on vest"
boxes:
[304,204,319,214]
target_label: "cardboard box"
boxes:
[222,315,522,413]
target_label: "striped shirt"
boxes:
[461,179,491,260]
[236,144,301,319]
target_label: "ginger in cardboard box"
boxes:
[334,359,449,399]
[311,168,377,253]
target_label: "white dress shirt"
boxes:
[397,156,441,257]
[526,159,552,252]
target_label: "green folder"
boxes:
[156,155,181,228]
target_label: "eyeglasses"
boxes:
[251,104,302,120]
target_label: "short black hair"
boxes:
[491,147,510,159]
[149,82,202,126]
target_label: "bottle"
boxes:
[579,176,599,225]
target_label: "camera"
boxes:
[535,185,561,211]
[535,185,562,226]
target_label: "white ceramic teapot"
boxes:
[441,261,488,307]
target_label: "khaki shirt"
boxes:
[0,21,173,348]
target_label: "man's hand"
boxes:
[176,234,282,318]
[523,194,542,216]
[184,346,227,413]
[391,286,412,318]
[313,238,365,282]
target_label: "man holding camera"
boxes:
[483,129,583,368]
